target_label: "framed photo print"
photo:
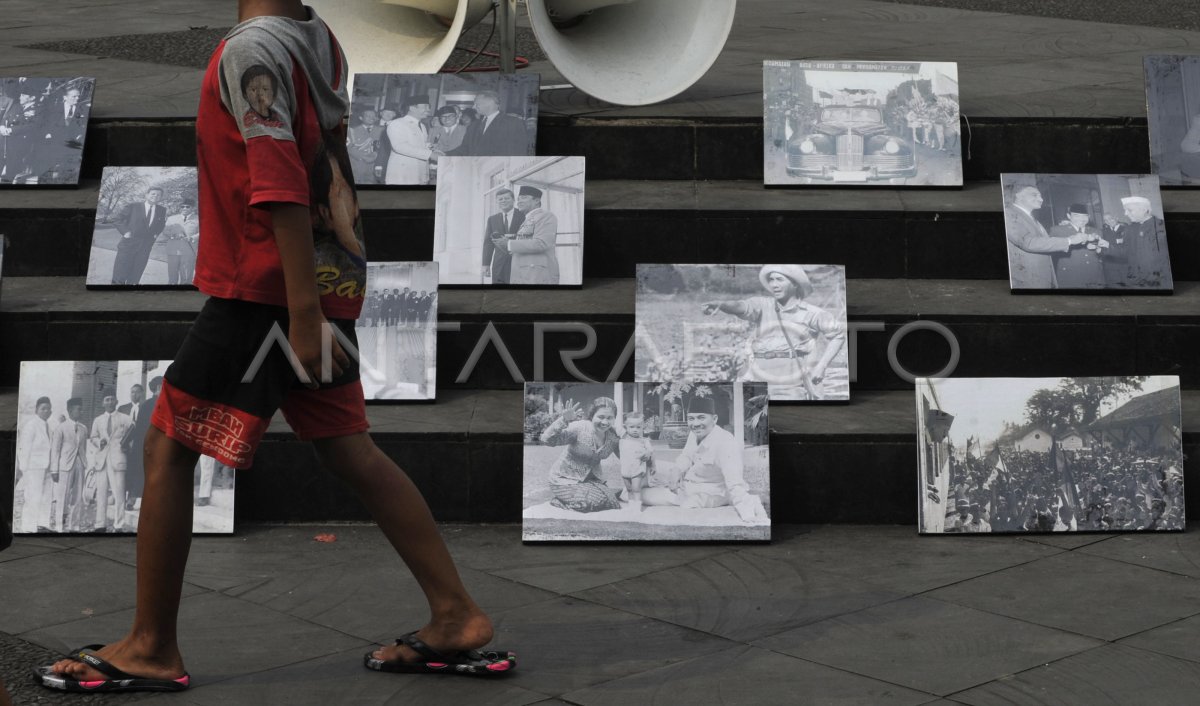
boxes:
[523,381,770,541]
[348,73,539,186]
[357,262,438,401]
[917,376,1184,534]
[434,156,585,286]
[0,76,95,186]
[1144,55,1200,186]
[86,167,199,287]
[635,264,848,402]
[764,60,961,186]
[14,361,235,535]
[1001,173,1173,292]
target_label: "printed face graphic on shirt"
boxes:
[239,65,284,128]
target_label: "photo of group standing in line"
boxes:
[764,60,961,186]
[434,156,585,286]
[13,361,234,535]
[356,263,438,401]
[348,73,539,186]
[635,264,849,402]
[523,381,771,542]
[917,376,1184,534]
[1002,173,1173,292]
[86,167,200,287]
[0,76,94,185]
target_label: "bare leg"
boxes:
[310,432,493,663]
[51,427,197,681]
[641,486,680,507]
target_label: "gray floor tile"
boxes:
[951,644,1200,706]
[485,597,734,696]
[1019,534,1117,550]
[226,558,555,643]
[757,597,1100,696]
[1078,532,1200,579]
[1119,613,1200,664]
[564,644,934,706]
[79,525,398,592]
[0,536,67,563]
[927,552,1200,641]
[161,645,547,706]
[440,524,738,594]
[576,551,904,643]
[0,549,201,634]
[744,525,1061,595]
[20,592,368,685]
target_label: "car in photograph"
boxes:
[786,105,917,182]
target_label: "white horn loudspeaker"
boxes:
[525,0,738,106]
[308,0,495,76]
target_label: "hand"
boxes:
[702,302,720,315]
[288,310,350,389]
[51,472,59,483]
[0,126,10,136]
[373,166,383,177]
[558,401,582,422]
[1067,234,1087,246]
[482,266,491,278]
[810,367,825,384]
[122,234,132,239]
[1096,238,1110,249]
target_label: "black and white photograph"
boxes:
[0,76,94,186]
[348,73,539,187]
[635,264,848,402]
[86,167,200,287]
[1001,173,1173,292]
[13,361,235,535]
[764,60,961,186]
[434,156,585,286]
[357,262,438,401]
[1144,55,1200,186]
[917,376,1184,534]
[522,382,770,542]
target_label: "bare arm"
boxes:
[270,203,349,387]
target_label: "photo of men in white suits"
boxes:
[90,390,133,532]
[350,73,539,186]
[16,396,53,532]
[13,361,237,534]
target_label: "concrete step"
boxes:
[3,277,1199,392]
[2,387,1196,524]
[75,116,1153,184]
[3,180,1200,281]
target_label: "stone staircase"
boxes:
[1,111,1198,526]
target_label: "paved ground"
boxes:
[4,0,1200,118]
[2,524,1199,705]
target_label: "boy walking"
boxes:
[37,1,511,693]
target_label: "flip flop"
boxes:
[33,644,191,693]
[363,631,516,676]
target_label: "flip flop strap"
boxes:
[396,632,451,663]
[75,648,137,681]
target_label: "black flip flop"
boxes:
[33,644,191,693]
[363,631,516,676]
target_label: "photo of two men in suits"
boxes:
[0,76,94,185]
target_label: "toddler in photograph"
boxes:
[618,412,656,508]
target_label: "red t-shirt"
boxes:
[194,19,366,320]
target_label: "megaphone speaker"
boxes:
[310,0,494,80]
[526,0,737,106]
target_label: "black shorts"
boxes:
[150,297,368,469]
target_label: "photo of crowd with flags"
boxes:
[917,376,1184,534]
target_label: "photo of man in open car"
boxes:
[765,60,962,187]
